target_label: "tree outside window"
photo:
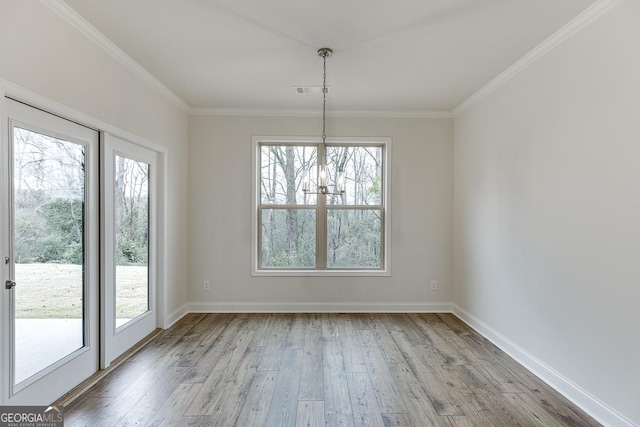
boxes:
[256,140,387,271]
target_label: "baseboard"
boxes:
[451,304,636,427]
[166,303,190,328]
[188,301,453,313]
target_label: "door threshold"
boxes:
[54,328,163,408]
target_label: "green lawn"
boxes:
[15,263,148,319]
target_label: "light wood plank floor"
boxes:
[64,313,600,426]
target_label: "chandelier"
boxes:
[302,48,345,196]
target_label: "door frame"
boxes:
[100,133,160,368]
[0,82,168,405]
[1,98,99,404]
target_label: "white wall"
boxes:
[188,115,453,310]
[0,0,189,316]
[453,1,640,425]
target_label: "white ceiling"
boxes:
[62,0,597,113]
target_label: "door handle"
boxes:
[5,280,16,290]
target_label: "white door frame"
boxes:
[101,133,161,368]
[0,81,168,404]
[1,97,99,405]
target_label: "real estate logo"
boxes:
[0,406,63,427]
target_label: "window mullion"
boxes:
[317,143,327,269]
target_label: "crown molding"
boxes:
[41,0,190,113]
[452,0,624,117]
[39,0,621,121]
[189,107,453,119]
[40,0,450,120]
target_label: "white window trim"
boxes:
[251,136,391,277]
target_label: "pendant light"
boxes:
[302,48,345,196]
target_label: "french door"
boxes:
[2,98,161,404]
[1,98,99,404]
[101,134,158,367]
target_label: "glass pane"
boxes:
[327,209,382,268]
[326,146,382,206]
[115,156,149,328]
[261,145,317,205]
[261,209,316,268]
[13,127,85,384]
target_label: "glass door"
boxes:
[2,98,99,405]
[101,134,158,367]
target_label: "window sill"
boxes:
[251,268,390,277]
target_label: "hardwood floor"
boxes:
[64,313,600,426]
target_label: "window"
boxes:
[252,137,390,276]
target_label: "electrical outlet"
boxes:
[430,280,438,291]
[203,280,210,291]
